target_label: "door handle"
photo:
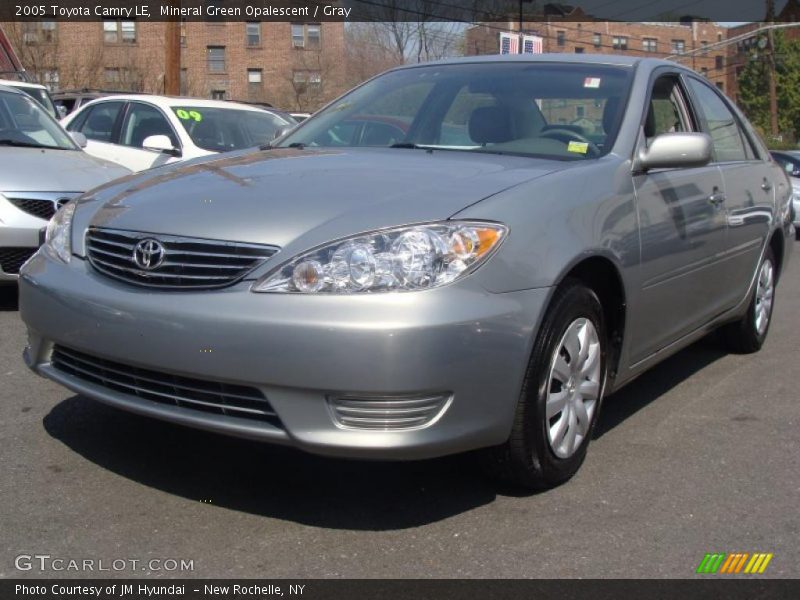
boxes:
[761,180,772,191]
[708,190,726,206]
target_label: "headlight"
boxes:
[252,221,507,294]
[44,201,76,263]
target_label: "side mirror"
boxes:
[143,134,181,157]
[70,131,88,148]
[638,132,712,171]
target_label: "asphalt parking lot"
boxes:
[1,248,798,580]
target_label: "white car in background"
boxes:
[61,95,296,172]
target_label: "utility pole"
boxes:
[518,0,533,54]
[766,0,779,136]
[164,3,180,95]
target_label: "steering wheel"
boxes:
[538,128,601,157]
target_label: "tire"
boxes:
[722,247,777,354]
[483,279,607,491]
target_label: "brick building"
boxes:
[1,20,347,111]
[466,18,729,91]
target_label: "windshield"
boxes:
[171,106,294,152]
[280,62,633,160]
[0,89,77,150]
[16,86,57,118]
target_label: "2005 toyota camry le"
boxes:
[19,55,793,489]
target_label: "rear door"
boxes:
[629,71,728,362]
[684,76,776,307]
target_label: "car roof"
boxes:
[392,53,696,75]
[0,83,25,94]
[77,94,266,113]
[0,78,47,90]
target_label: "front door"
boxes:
[629,73,728,363]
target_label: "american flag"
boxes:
[500,32,519,54]
[500,32,543,55]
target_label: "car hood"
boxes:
[0,147,131,193]
[80,147,564,250]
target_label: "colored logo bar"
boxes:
[696,553,773,574]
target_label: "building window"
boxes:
[701,67,709,77]
[43,69,59,91]
[247,68,262,84]
[593,33,601,47]
[180,68,188,95]
[207,46,226,72]
[715,55,724,69]
[292,23,321,49]
[307,24,321,49]
[211,90,226,100]
[612,36,628,51]
[671,39,685,53]
[576,105,585,118]
[105,68,120,84]
[642,38,657,52]
[246,22,261,46]
[716,82,724,91]
[180,19,187,46]
[575,47,584,54]
[293,70,322,89]
[103,21,136,44]
[23,21,57,45]
[557,31,565,46]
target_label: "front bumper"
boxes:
[20,253,550,459]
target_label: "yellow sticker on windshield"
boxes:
[176,109,203,122]
[568,141,589,154]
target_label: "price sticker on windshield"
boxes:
[568,141,589,154]
[175,109,203,122]
[583,77,601,88]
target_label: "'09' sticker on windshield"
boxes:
[175,109,203,122]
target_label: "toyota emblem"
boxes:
[132,239,166,270]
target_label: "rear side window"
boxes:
[71,101,123,143]
[686,78,748,163]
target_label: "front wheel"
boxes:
[722,247,776,354]
[483,280,607,490]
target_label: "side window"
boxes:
[73,101,123,143]
[644,76,693,143]
[120,103,178,149]
[686,78,748,163]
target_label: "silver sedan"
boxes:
[19,55,793,489]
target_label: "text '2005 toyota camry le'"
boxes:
[19,55,793,489]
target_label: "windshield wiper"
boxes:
[389,142,424,149]
[0,139,68,150]
[259,141,306,151]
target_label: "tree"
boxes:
[738,30,800,145]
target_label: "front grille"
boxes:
[51,345,281,426]
[328,393,452,431]
[85,227,278,290]
[7,196,69,221]
[0,247,37,274]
